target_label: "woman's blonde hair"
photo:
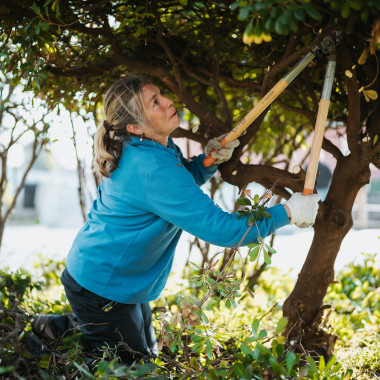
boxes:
[94,75,151,179]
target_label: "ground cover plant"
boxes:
[0,244,378,379]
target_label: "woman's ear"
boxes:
[126,124,142,135]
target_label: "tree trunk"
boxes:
[282,155,372,357]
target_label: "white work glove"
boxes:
[284,192,320,228]
[205,134,240,165]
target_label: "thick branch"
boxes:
[220,162,303,196]
[341,44,361,157]
[322,137,344,161]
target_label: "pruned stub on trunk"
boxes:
[282,157,372,359]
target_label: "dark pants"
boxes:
[60,268,157,364]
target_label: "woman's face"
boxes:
[140,83,180,144]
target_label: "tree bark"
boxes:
[282,154,372,357]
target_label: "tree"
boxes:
[1,0,379,356]
[0,70,50,246]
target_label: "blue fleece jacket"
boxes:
[66,136,289,303]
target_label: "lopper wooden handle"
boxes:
[303,58,336,195]
[202,51,316,167]
[203,79,289,167]
[303,100,330,195]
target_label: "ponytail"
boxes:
[93,75,151,179]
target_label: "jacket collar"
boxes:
[126,136,178,155]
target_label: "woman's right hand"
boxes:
[284,192,320,228]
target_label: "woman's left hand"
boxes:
[205,134,240,165]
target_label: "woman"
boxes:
[37,75,319,363]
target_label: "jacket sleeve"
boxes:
[170,138,218,186]
[146,160,289,247]
[181,153,218,186]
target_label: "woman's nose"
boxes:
[164,96,173,108]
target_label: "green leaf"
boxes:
[41,21,49,31]
[230,2,240,11]
[258,329,267,339]
[201,310,209,324]
[191,356,200,370]
[96,360,109,375]
[373,135,378,146]
[32,2,41,15]
[237,197,251,205]
[329,363,342,374]
[256,342,270,355]
[325,355,337,371]
[306,356,319,373]
[249,245,260,262]
[275,343,284,357]
[0,366,15,374]
[348,0,362,10]
[205,337,212,359]
[263,250,271,265]
[233,362,248,378]
[35,20,41,35]
[286,351,296,373]
[25,19,35,31]
[269,356,284,375]
[245,20,254,36]
[73,362,96,379]
[35,76,41,89]
[252,318,260,336]
[247,213,256,225]
[260,210,272,219]
[170,339,177,352]
[55,2,62,21]
[343,369,353,379]
[361,6,369,21]
[191,342,204,353]
[178,0,188,5]
[303,3,323,20]
[254,194,259,203]
[191,334,204,343]
[189,261,201,269]
[319,355,325,372]
[134,362,158,376]
[341,3,350,18]
[274,317,288,335]
[240,342,254,357]
[239,6,251,21]
[292,6,305,21]
[274,16,287,35]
